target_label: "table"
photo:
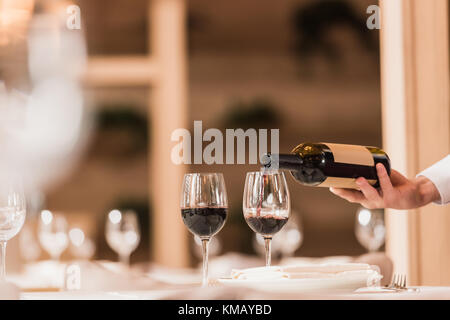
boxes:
[20,286,450,300]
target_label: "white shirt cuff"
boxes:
[417,155,450,205]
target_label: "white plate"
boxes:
[217,275,370,293]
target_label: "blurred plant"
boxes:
[291,0,378,68]
[221,98,282,129]
[93,105,149,157]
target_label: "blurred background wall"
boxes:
[5,0,381,266]
[46,0,380,264]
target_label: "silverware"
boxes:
[390,274,406,289]
[386,274,419,292]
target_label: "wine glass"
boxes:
[180,173,228,287]
[105,209,140,266]
[0,183,26,279]
[355,206,385,252]
[38,210,69,261]
[69,228,96,260]
[243,171,290,267]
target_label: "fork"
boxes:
[386,274,419,292]
[390,274,406,290]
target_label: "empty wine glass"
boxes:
[0,183,26,279]
[355,206,385,252]
[105,209,140,266]
[38,210,69,261]
[180,173,228,287]
[243,170,290,267]
[69,228,96,260]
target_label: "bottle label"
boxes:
[323,143,375,166]
[318,177,377,189]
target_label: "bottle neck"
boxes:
[262,153,303,170]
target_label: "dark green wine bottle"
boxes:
[262,142,391,189]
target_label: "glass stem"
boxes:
[201,238,210,287]
[120,254,130,267]
[52,253,60,262]
[0,241,6,280]
[264,236,272,267]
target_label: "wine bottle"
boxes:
[261,142,390,189]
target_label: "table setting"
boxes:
[0,169,441,301]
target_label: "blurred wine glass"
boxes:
[355,206,385,252]
[253,212,303,261]
[69,227,96,260]
[38,210,69,261]
[0,3,89,196]
[105,209,140,266]
[0,183,26,279]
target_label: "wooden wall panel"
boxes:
[150,0,189,267]
[380,0,450,285]
[413,0,450,285]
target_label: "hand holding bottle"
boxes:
[329,163,441,209]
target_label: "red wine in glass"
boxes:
[245,214,288,236]
[181,207,227,237]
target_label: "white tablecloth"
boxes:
[20,286,450,300]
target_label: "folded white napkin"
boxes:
[8,261,66,291]
[231,263,382,286]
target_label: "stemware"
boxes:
[180,173,228,287]
[355,206,385,252]
[0,183,26,279]
[243,171,290,267]
[105,209,140,266]
[38,210,69,261]
[69,227,96,260]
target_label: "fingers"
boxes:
[330,187,366,203]
[355,177,382,204]
[376,163,394,194]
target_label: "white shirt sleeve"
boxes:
[417,155,450,205]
